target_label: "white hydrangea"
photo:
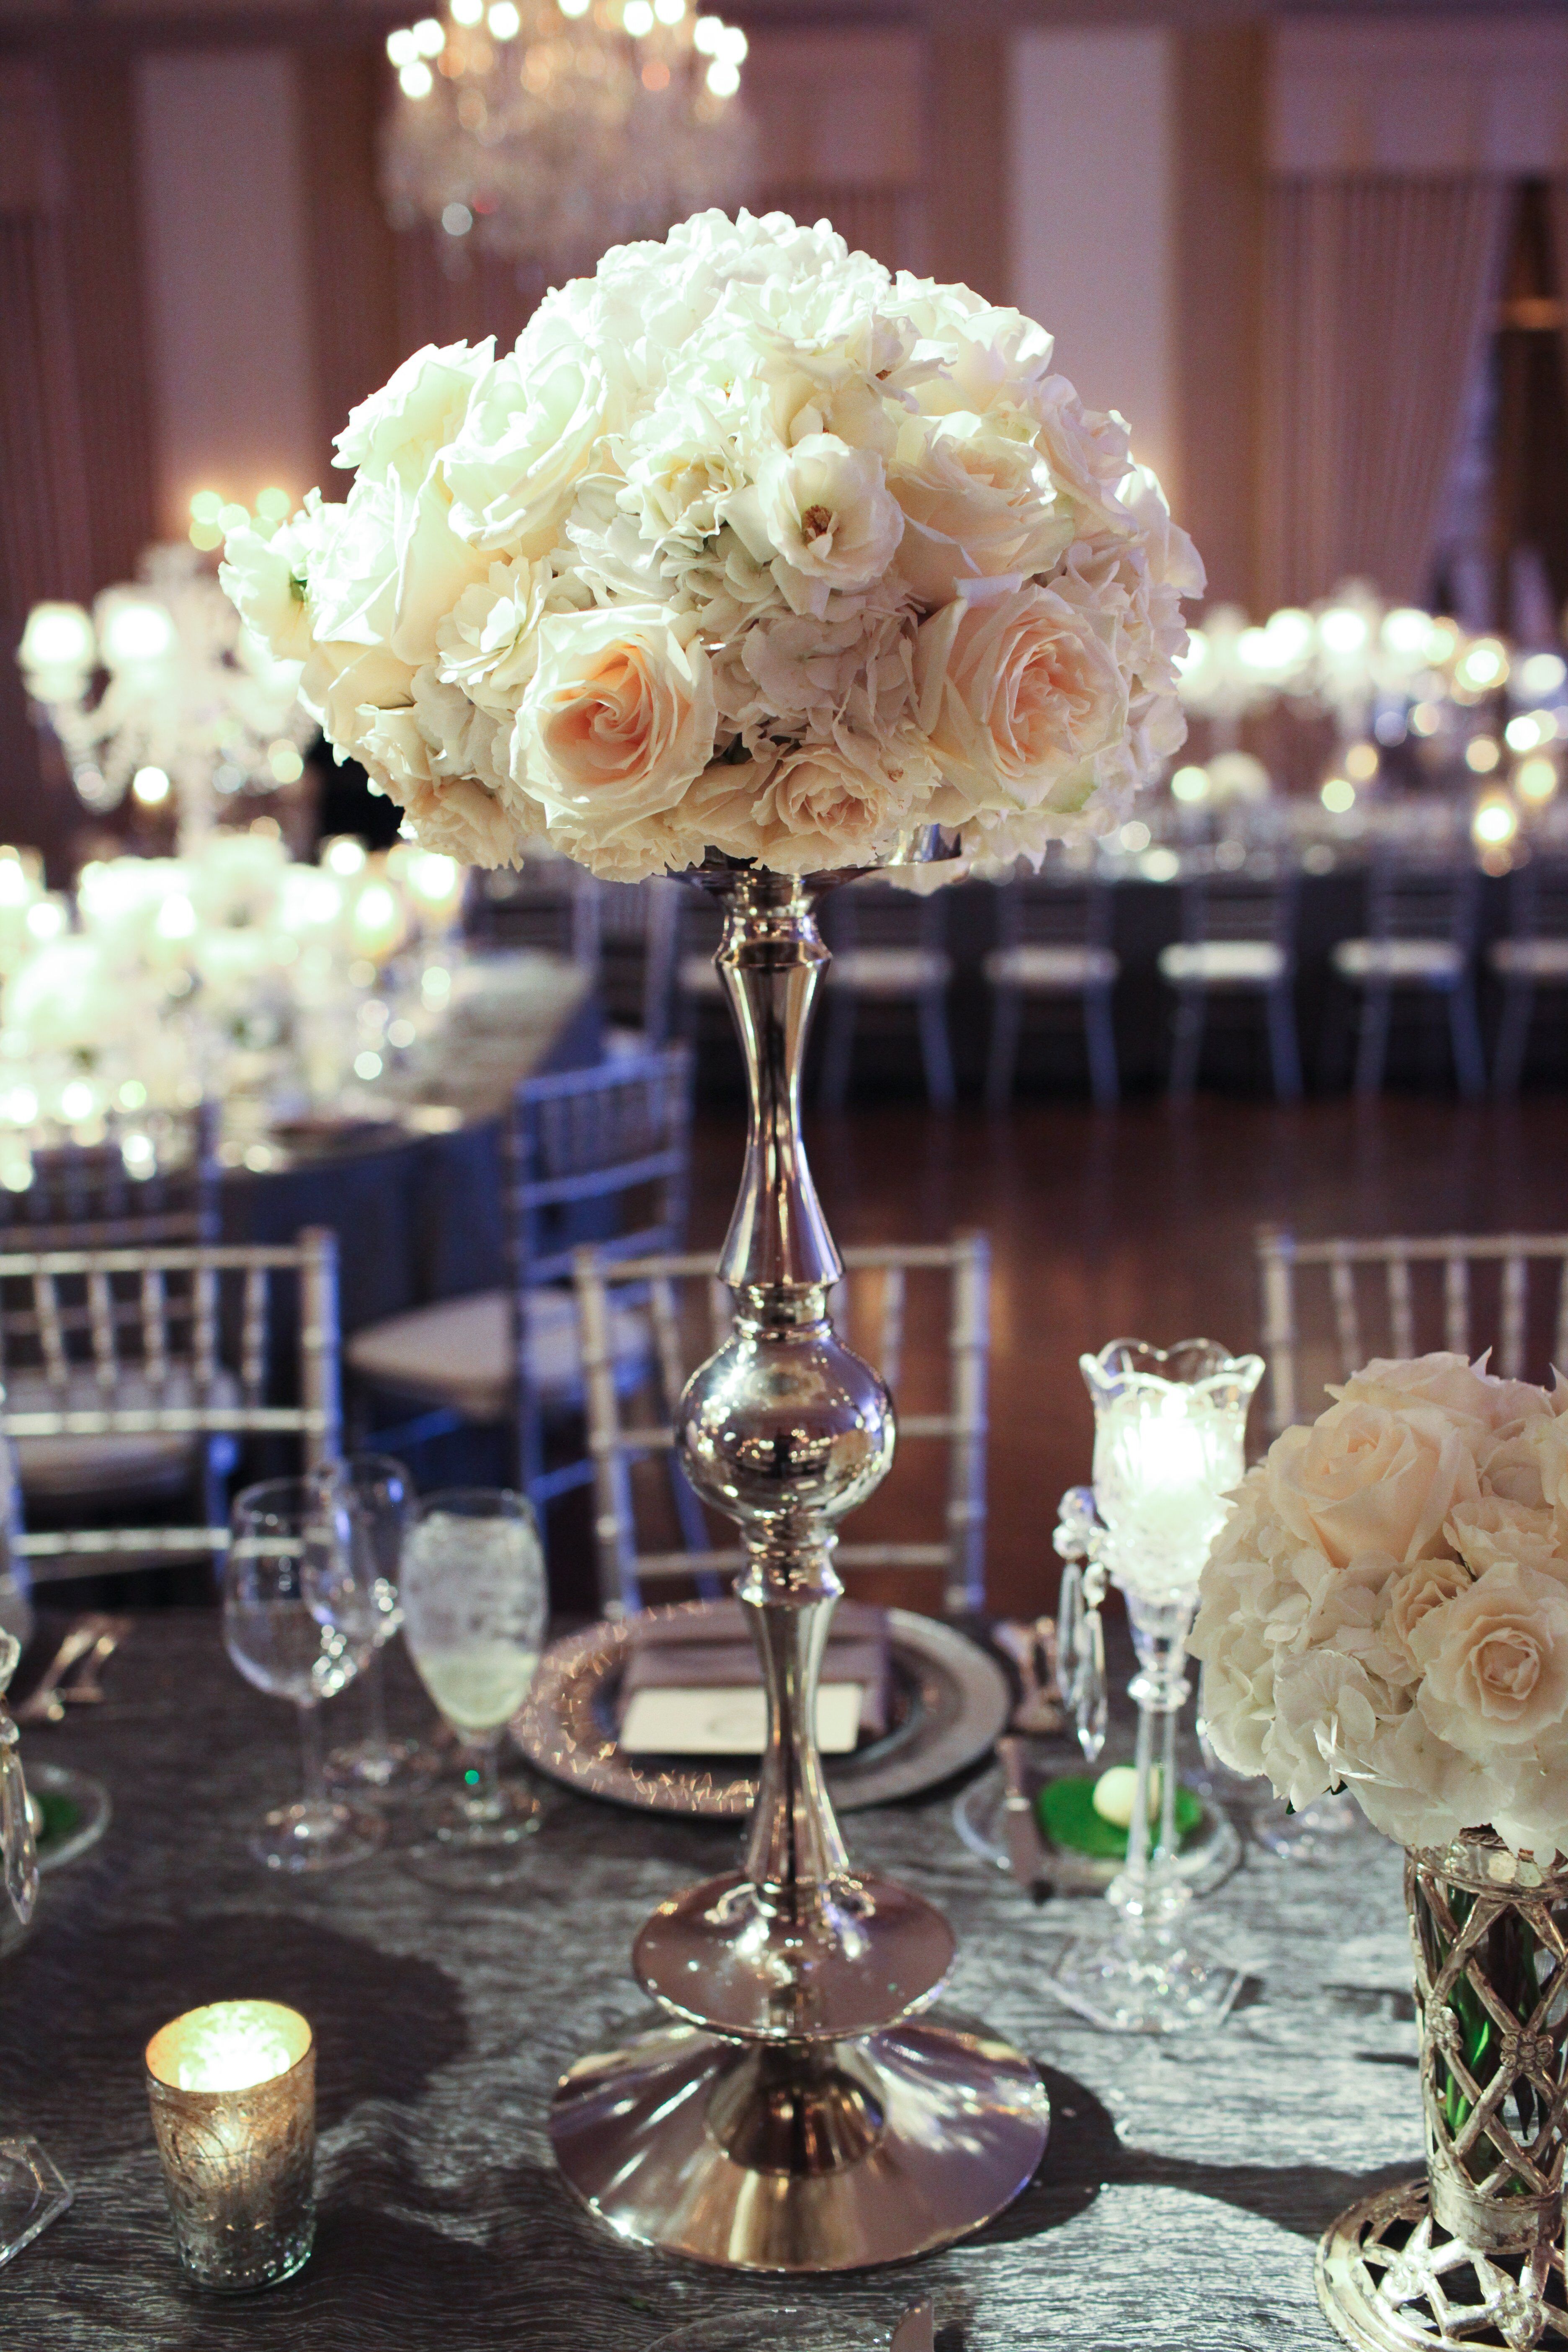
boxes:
[225,209,1201,878]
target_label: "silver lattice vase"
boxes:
[1317,1832,1568,2351]
[550,855,1050,2271]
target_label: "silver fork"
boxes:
[57,1617,132,1706]
[14,1623,106,1726]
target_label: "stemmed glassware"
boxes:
[1051,1338,1263,2033]
[0,1629,71,2265]
[223,1478,386,1874]
[315,1454,437,1798]
[400,1489,547,1886]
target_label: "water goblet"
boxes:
[400,1488,546,1885]
[314,1454,437,1799]
[223,1478,386,1874]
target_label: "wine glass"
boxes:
[223,1478,386,1874]
[315,1454,436,1798]
[399,1488,546,1884]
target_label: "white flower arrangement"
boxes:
[1191,1352,1568,1859]
[222,209,1202,882]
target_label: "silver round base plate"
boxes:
[551,2012,1050,2272]
[1316,2179,1568,2351]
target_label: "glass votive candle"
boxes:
[144,1999,315,2292]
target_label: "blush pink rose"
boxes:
[1264,1401,1480,1572]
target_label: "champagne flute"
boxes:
[315,1454,436,1798]
[400,1489,546,1883]
[224,1478,385,1874]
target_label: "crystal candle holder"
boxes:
[144,2000,315,2292]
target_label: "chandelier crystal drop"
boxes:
[380,0,757,282]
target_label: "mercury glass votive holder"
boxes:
[144,1999,315,2292]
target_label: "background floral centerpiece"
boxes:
[222,208,1200,882]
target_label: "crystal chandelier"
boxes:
[381,0,757,283]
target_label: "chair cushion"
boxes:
[1490,938,1568,981]
[1333,938,1466,985]
[984,945,1118,989]
[8,1365,241,1501]
[827,948,952,994]
[347,1287,647,1423]
[1158,940,1287,987]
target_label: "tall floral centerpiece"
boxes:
[1192,1352,1568,2351]
[225,208,1202,2273]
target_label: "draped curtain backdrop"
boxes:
[1259,176,1509,611]
[1552,182,1568,434]
[0,60,156,869]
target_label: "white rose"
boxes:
[1334,1351,1549,1435]
[388,465,494,668]
[333,338,492,487]
[435,558,550,719]
[1029,377,1135,535]
[1353,1708,1501,1853]
[914,582,1127,811]
[444,322,616,557]
[730,433,903,615]
[1262,1401,1480,1572]
[686,733,920,873]
[890,411,1073,608]
[1447,1495,1566,1584]
[515,605,716,869]
[298,478,399,650]
[1383,1554,1473,1671]
[1413,1559,1568,1756]
[315,645,420,764]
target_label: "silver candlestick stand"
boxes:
[550,855,1050,2272]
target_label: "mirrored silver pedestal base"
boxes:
[551,2013,1050,2272]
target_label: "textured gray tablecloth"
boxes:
[2,1612,1421,2350]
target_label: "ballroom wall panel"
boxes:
[135,50,317,530]
[1009,27,1177,501]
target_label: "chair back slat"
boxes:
[240,1265,269,1404]
[1444,1255,1470,1358]
[1257,1228,1568,1434]
[34,1271,68,1392]
[1330,1250,1362,1377]
[87,1268,116,1393]
[1387,1254,1414,1362]
[1501,1254,1528,1379]
[573,1235,990,1617]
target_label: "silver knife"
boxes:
[891,2302,935,2352]
[996,1735,1050,1898]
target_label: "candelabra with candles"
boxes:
[1052,1339,1262,2036]
[16,546,311,852]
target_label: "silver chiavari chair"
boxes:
[0,1228,341,1581]
[1330,852,1485,1098]
[1255,1225,1568,1439]
[1490,855,1568,1093]
[596,879,681,1047]
[575,1233,990,1618]
[983,868,1120,1108]
[468,859,601,968]
[819,882,956,1109]
[348,1045,694,1511]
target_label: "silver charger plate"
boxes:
[954,1745,1243,1897]
[512,1602,1010,1820]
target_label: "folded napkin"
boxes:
[616,1600,892,1756]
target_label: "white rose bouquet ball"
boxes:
[221,209,1202,881]
[1191,1352,1568,1859]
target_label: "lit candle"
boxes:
[144,1999,314,2292]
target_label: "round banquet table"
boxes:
[218,977,603,1339]
[0,1611,1422,2350]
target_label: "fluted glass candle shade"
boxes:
[1082,1339,1263,1604]
[144,2001,315,2291]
